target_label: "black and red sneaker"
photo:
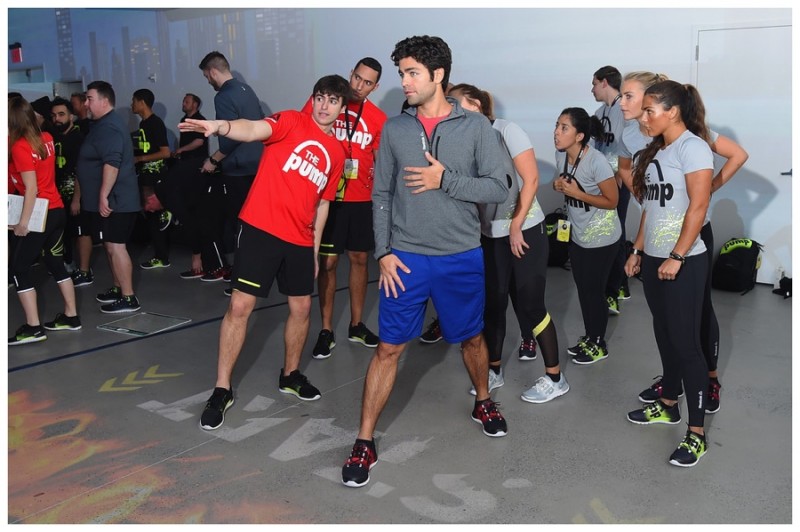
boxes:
[342,439,378,488]
[705,379,721,414]
[471,399,507,437]
[638,376,685,404]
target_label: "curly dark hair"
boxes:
[391,35,452,88]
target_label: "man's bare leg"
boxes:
[357,340,407,440]
[214,290,257,390]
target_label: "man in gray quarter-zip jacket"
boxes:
[342,35,513,489]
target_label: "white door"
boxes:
[694,23,792,283]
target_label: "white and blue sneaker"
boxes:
[469,367,505,396]
[520,374,570,404]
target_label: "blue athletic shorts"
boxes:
[378,247,485,345]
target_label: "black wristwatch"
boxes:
[209,157,221,167]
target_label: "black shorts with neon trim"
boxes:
[230,221,314,298]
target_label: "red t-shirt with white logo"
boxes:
[301,97,386,202]
[9,132,64,210]
[239,110,346,246]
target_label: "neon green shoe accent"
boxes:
[669,431,708,467]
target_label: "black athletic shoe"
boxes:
[96,286,121,303]
[101,295,141,314]
[342,439,378,488]
[9,324,47,345]
[278,369,321,401]
[312,329,336,359]
[669,430,708,467]
[419,318,443,344]
[566,336,588,357]
[518,337,538,361]
[348,322,379,348]
[199,387,234,430]
[706,380,721,414]
[223,287,233,297]
[627,400,681,425]
[638,376,685,404]
[71,269,94,287]
[471,398,508,437]
[43,313,82,331]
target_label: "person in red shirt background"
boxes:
[301,58,387,360]
[8,96,81,345]
[178,74,351,431]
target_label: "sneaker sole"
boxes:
[342,460,378,488]
[566,347,584,357]
[419,336,443,344]
[608,308,620,315]
[705,405,720,414]
[73,281,94,287]
[181,275,204,280]
[626,416,681,425]
[279,387,321,401]
[669,453,705,467]
[100,306,141,314]
[470,416,507,437]
[312,341,336,360]
[348,336,378,348]
[200,276,225,282]
[43,325,82,331]
[141,264,170,270]
[520,384,570,404]
[199,398,235,431]
[518,354,538,361]
[9,335,47,345]
[571,355,608,365]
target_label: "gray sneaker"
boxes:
[469,367,504,396]
[521,374,570,404]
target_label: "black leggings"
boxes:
[605,184,631,297]
[482,223,559,368]
[11,208,69,291]
[641,253,709,427]
[700,222,720,372]
[569,240,618,342]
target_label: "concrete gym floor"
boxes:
[6,242,792,524]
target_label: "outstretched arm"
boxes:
[178,118,273,144]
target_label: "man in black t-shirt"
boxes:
[130,88,172,269]
[166,93,211,279]
[51,97,85,269]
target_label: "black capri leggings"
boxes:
[11,207,69,291]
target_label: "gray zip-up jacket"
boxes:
[373,98,511,259]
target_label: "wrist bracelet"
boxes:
[669,251,686,263]
[631,248,643,256]
[209,157,221,167]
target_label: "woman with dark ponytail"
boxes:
[449,83,567,404]
[624,80,714,467]
[552,108,621,365]
[621,73,748,415]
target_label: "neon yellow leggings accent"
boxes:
[532,313,551,337]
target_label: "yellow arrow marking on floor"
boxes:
[99,366,183,392]
[143,365,183,379]
[572,498,663,524]
[99,378,141,392]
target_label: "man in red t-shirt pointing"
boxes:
[178,75,350,431]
